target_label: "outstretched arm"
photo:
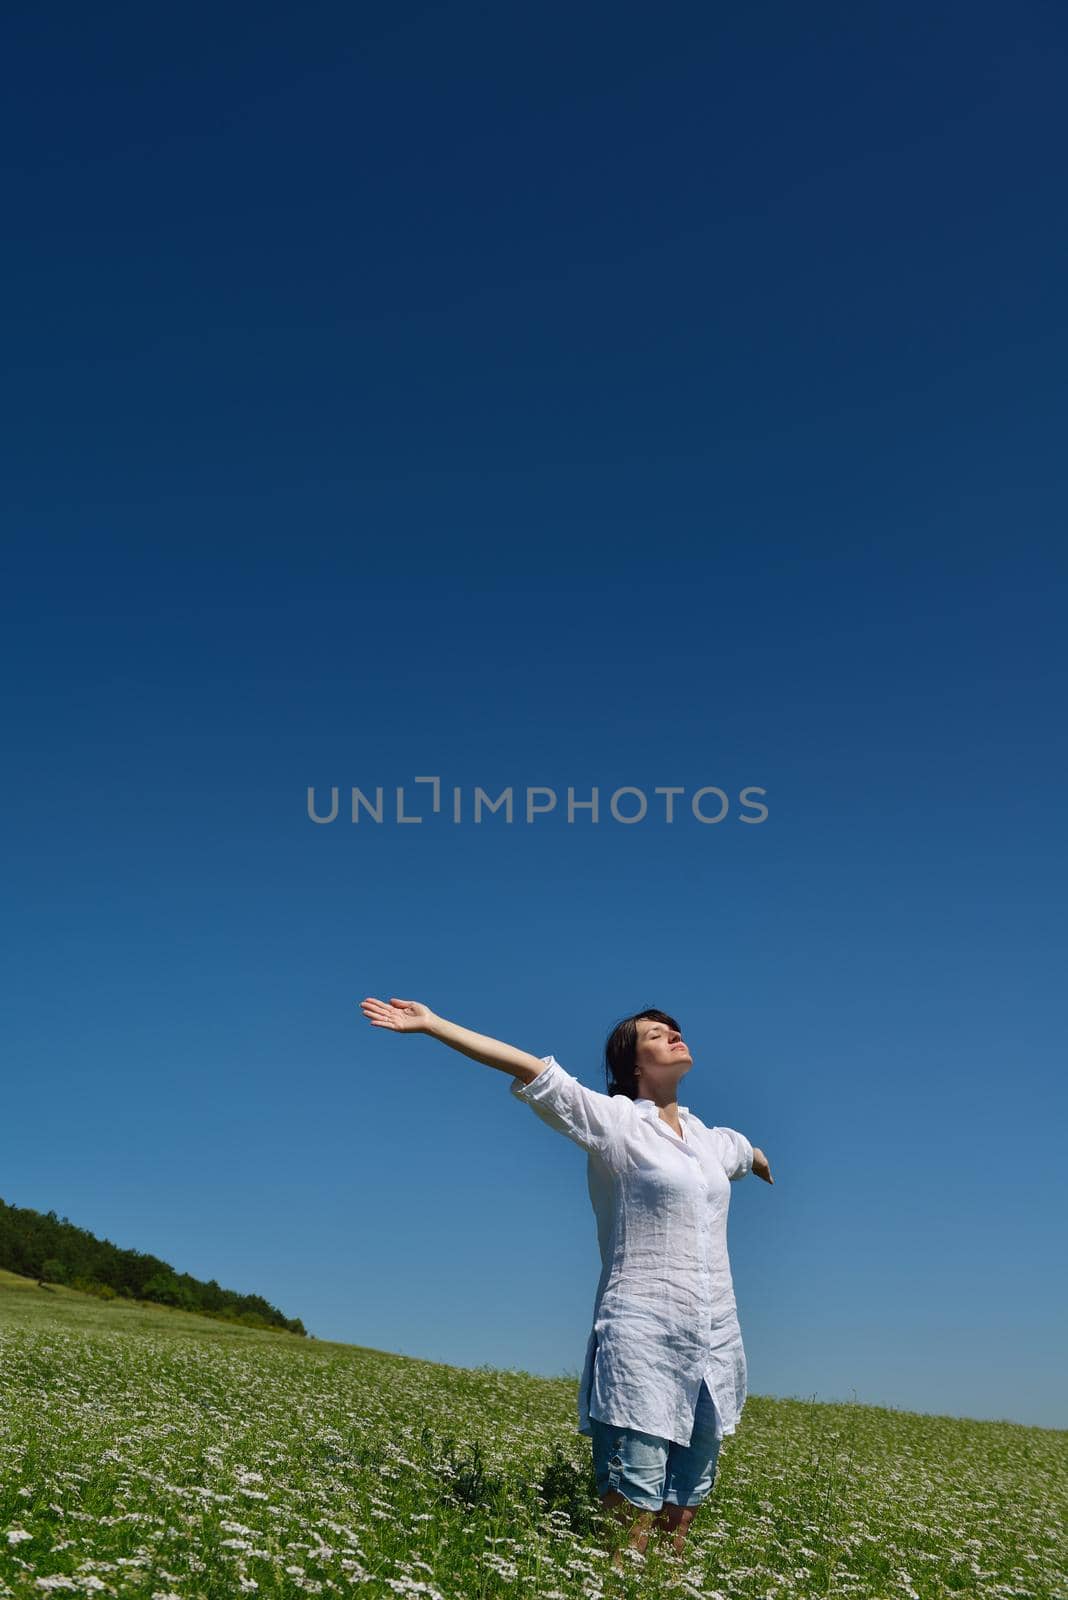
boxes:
[751,1146,774,1185]
[359,997,546,1084]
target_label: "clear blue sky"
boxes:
[2,2,1065,1432]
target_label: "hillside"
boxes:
[0,1195,305,1336]
[1,1272,1065,1600]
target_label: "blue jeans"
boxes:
[589,1380,722,1511]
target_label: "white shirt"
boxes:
[510,1053,754,1448]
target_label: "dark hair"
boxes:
[603,1008,682,1100]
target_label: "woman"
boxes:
[358,996,773,1566]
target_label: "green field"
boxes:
[1,1269,1064,1600]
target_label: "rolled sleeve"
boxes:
[714,1126,754,1181]
[510,1055,621,1162]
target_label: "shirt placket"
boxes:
[642,1110,715,1435]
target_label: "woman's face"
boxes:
[633,1016,692,1100]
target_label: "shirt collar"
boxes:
[635,1098,690,1120]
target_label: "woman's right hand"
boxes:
[359,996,437,1034]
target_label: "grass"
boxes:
[1,1268,1065,1600]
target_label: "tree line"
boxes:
[0,1195,307,1336]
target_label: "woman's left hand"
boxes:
[751,1147,774,1185]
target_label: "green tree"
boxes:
[141,1272,183,1306]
